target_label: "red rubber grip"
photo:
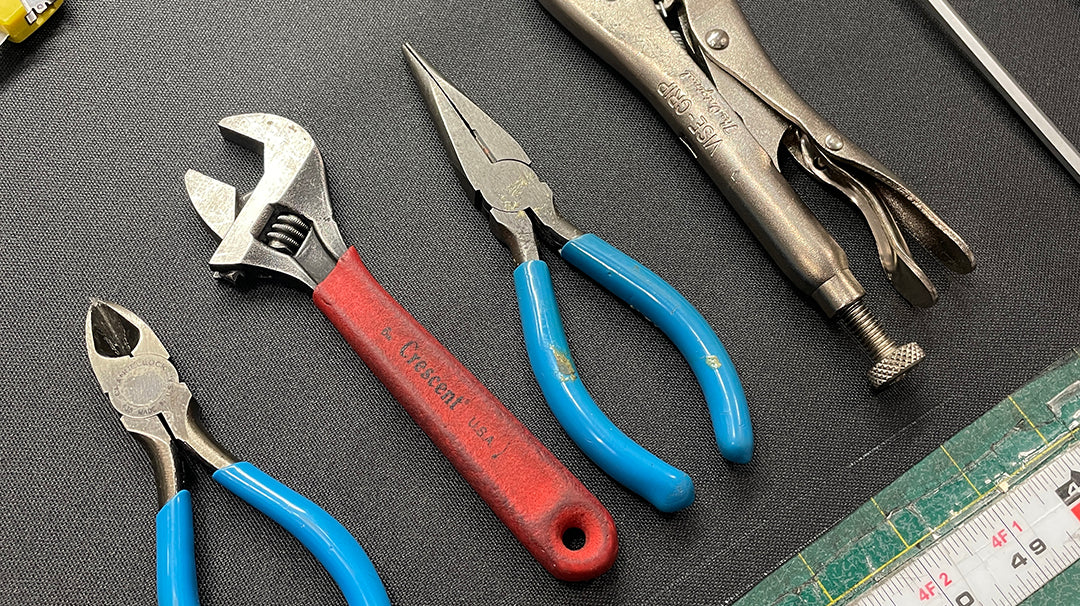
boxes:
[313,247,617,581]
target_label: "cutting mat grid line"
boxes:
[733,350,1080,606]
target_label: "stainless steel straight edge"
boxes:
[920,0,1080,185]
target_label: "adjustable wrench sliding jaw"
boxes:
[186,115,344,288]
[184,114,617,582]
[540,0,977,388]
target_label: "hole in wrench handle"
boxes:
[313,247,619,581]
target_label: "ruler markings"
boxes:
[825,436,1069,606]
[851,442,1080,606]
[734,355,1080,606]
[997,511,1047,580]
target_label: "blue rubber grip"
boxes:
[156,490,199,606]
[515,260,695,512]
[561,234,753,464]
[212,462,390,606]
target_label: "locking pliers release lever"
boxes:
[672,0,975,301]
[540,0,976,388]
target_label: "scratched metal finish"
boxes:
[0,0,1077,604]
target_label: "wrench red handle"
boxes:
[313,247,617,581]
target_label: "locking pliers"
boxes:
[539,0,977,388]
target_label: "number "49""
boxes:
[1012,538,1048,568]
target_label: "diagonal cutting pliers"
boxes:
[85,300,391,606]
[405,44,753,513]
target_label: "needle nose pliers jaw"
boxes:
[85,300,390,606]
[405,44,753,513]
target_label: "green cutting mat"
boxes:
[734,349,1080,606]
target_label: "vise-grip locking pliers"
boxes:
[406,45,751,513]
[85,300,389,606]
[539,0,977,388]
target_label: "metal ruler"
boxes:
[734,350,1080,606]
[854,442,1080,606]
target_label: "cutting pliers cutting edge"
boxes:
[85,300,390,606]
[405,44,752,513]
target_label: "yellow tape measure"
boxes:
[1,0,63,44]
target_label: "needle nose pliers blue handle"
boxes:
[86,300,390,606]
[405,44,753,512]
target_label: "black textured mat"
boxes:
[1,1,1077,604]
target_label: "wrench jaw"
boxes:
[186,114,348,291]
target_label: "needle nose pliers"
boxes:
[85,300,391,606]
[405,44,753,513]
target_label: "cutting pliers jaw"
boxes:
[85,301,392,606]
[185,114,348,290]
[86,301,237,484]
[87,300,184,506]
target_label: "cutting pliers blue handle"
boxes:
[155,462,390,606]
[156,490,198,606]
[514,235,751,512]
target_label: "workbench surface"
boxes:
[2,0,1077,603]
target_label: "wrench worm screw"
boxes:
[838,300,925,389]
[264,213,310,255]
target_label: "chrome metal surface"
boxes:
[677,0,976,295]
[789,134,937,308]
[540,0,864,311]
[86,300,238,488]
[919,0,1080,186]
[186,114,348,290]
[837,300,925,389]
[538,0,971,386]
[404,44,584,266]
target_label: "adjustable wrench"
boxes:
[184,114,617,582]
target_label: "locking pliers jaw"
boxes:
[185,115,348,290]
[673,0,975,306]
[539,0,975,388]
